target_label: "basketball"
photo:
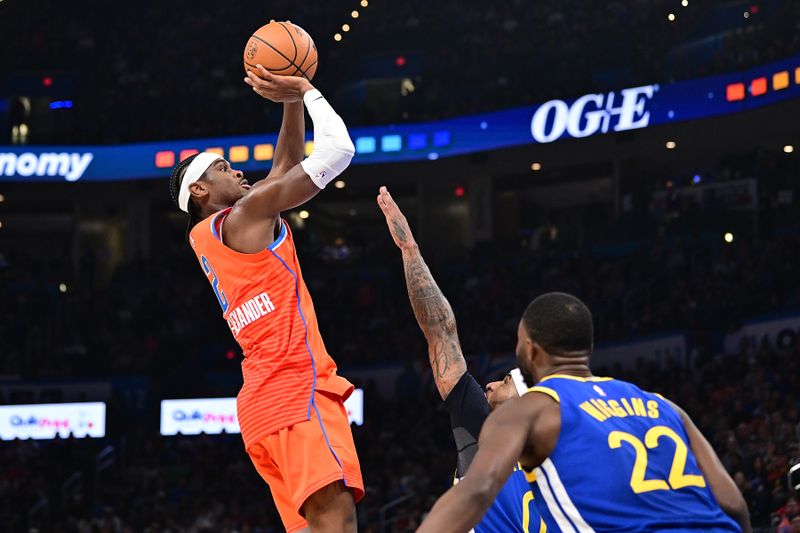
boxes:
[244,21,318,80]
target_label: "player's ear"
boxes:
[189,180,209,200]
[529,339,546,365]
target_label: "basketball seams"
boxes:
[250,33,294,71]
[244,59,296,76]
[293,28,312,77]
[245,23,316,79]
[302,58,318,80]
[276,22,299,63]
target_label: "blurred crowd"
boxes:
[2,1,800,530]
[0,157,799,530]
[2,170,800,379]
[1,330,798,532]
[2,0,800,143]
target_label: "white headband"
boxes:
[178,152,221,213]
[510,368,530,396]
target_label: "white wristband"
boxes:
[300,89,355,189]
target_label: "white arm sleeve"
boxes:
[299,89,355,189]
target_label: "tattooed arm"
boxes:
[377,186,468,399]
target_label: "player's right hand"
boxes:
[377,186,417,250]
[244,65,313,103]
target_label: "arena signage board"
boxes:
[591,333,688,371]
[160,390,364,436]
[1,53,799,181]
[723,312,800,354]
[484,332,688,378]
[0,151,93,181]
[160,397,239,436]
[0,402,106,440]
[530,85,657,143]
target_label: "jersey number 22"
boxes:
[608,425,707,494]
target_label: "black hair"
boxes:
[168,154,202,237]
[522,292,594,357]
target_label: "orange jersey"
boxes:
[189,209,353,449]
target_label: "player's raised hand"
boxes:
[244,65,313,103]
[377,186,416,250]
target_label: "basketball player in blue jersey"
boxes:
[418,292,751,533]
[377,186,545,533]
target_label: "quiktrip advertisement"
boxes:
[0,402,106,440]
[160,389,364,436]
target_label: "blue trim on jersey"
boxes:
[312,399,348,487]
[210,211,224,240]
[268,248,318,420]
[268,229,347,486]
[267,219,288,250]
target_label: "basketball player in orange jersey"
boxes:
[168,65,362,533]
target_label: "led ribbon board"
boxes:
[0,402,106,440]
[2,54,799,182]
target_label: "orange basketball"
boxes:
[244,21,318,80]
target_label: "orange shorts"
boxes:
[247,389,364,532]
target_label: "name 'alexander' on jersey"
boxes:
[226,291,276,336]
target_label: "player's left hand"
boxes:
[377,186,417,250]
[244,65,313,103]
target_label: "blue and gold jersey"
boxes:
[526,374,740,533]
[455,465,544,533]
[445,373,545,533]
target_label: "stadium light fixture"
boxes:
[668,13,676,21]
[334,33,342,41]
[0,194,5,203]
[299,210,310,220]
[666,140,677,149]
[342,24,350,32]
[361,0,368,7]
[334,180,346,189]
[351,10,359,18]
[724,233,734,243]
[531,162,542,171]
[59,283,67,293]
[784,145,795,153]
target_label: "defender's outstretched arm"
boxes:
[377,186,467,399]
